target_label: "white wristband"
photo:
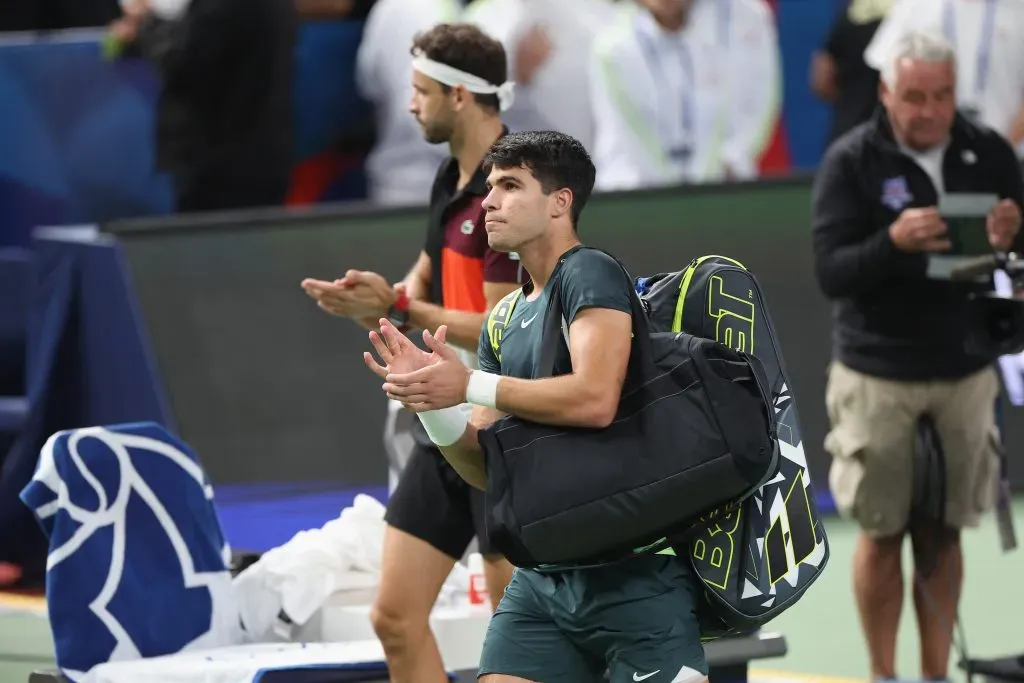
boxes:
[466,370,500,408]
[418,406,469,447]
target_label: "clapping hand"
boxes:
[364,319,443,376]
[369,324,470,413]
[301,270,398,319]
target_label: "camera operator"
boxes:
[811,29,1024,683]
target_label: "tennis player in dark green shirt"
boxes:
[363,131,707,683]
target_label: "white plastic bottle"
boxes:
[467,552,488,609]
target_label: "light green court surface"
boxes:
[1,498,1021,683]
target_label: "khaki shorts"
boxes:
[824,361,1001,538]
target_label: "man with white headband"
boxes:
[301,22,523,683]
[353,0,615,205]
[411,50,516,116]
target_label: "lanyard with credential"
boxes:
[636,20,696,162]
[942,0,997,105]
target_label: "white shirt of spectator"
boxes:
[865,0,1024,149]
[121,0,190,20]
[899,142,947,196]
[720,0,783,179]
[466,0,620,153]
[588,0,781,192]
[355,0,462,207]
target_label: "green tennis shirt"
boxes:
[476,245,633,380]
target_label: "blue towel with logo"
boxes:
[19,422,241,682]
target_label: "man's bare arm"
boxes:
[494,307,632,429]
[437,405,504,490]
[401,250,433,302]
[408,282,519,352]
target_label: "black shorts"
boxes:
[383,443,497,559]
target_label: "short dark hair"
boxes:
[484,131,596,227]
[410,23,507,113]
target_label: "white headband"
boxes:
[412,50,515,112]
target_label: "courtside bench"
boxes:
[29,629,787,682]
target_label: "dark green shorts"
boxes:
[478,554,708,683]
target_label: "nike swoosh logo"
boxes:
[633,672,660,682]
[521,313,538,328]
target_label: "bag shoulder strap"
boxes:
[487,287,524,362]
[537,246,652,379]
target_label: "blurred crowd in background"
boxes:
[1,0,1024,669]
[2,0,1024,221]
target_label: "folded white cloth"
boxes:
[233,494,387,642]
[233,494,472,643]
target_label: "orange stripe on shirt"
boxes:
[441,246,487,312]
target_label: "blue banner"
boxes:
[0,22,375,248]
[0,31,173,247]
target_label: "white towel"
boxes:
[233,494,471,642]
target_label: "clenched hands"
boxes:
[364,320,470,412]
[301,270,399,319]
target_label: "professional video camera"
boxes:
[938,251,1024,358]
[923,195,1024,358]
[928,250,1024,683]
[921,224,1024,683]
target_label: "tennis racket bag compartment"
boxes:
[638,255,830,638]
[478,249,779,569]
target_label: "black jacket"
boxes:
[0,0,119,31]
[132,0,296,174]
[811,107,1024,380]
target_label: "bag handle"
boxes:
[536,246,654,380]
[744,352,777,438]
[717,351,777,440]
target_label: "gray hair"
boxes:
[881,30,957,89]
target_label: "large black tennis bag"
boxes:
[638,255,831,638]
[478,248,779,569]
